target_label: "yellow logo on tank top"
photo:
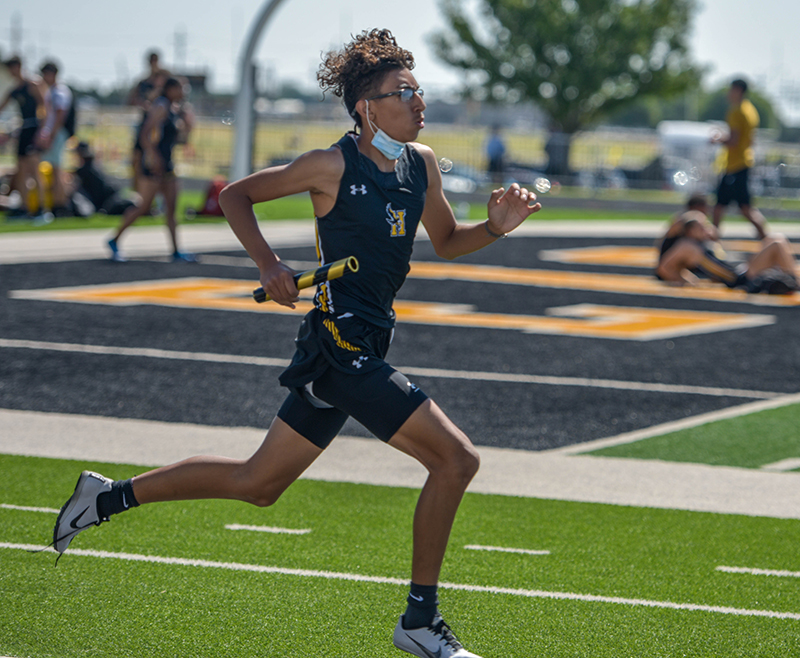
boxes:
[385,203,406,237]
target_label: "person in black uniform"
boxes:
[107,77,194,261]
[127,51,168,194]
[53,30,541,658]
[0,55,47,218]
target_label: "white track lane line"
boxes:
[0,503,59,514]
[0,338,781,399]
[3,542,797,620]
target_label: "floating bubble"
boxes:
[221,110,235,126]
[673,170,689,187]
[688,167,702,181]
[533,177,552,194]
[438,157,453,173]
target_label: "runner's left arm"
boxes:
[416,144,540,260]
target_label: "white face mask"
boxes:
[365,99,406,160]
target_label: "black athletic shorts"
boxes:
[141,157,175,179]
[17,126,39,157]
[716,168,751,208]
[277,308,428,449]
[278,364,428,449]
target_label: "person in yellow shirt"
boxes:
[711,78,767,239]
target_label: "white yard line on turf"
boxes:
[0,338,781,400]
[225,524,311,535]
[465,544,550,556]
[2,542,798,621]
[717,566,800,578]
[0,503,58,514]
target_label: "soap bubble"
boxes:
[533,177,552,194]
[438,158,453,173]
[221,110,235,126]
[672,170,689,187]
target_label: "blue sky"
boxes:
[4,0,800,122]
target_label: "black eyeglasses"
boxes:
[366,87,424,102]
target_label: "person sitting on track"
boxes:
[656,211,798,293]
[52,28,542,658]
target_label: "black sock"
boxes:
[96,479,139,519]
[403,582,439,629]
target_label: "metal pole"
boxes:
[230,0,289,181]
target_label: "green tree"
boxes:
[433,0,702,173]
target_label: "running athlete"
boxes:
[53,29,541,658]
[127,51,168,194]
[711,78,768,239]
[0,56,47,219]
[107,76,194,262]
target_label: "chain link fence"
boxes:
[3,106,800,211]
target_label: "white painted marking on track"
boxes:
[759,458,800,472]
[717,565,800,578]
[0,338,781,400]
[465,544,550,556]
[225,523,311,535]
[2,542,797,620]
[0,503,59,514]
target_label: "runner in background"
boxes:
[0,55,47,220]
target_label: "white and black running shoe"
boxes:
[393,614,483,658]
[53,471,113,555]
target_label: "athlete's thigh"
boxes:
[388,398,478,474]
[239,415,325,491]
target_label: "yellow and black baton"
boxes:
[253,256,359,303]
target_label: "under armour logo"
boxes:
[350,184,367,195]
[352,356,369,369]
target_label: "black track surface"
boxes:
[1,236,797,451]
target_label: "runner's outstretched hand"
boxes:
[486,183,542,236]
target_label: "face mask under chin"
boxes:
[365,99,407,161]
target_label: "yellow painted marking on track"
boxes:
[405,261,800,306]
[11,278,776,341]
[539,246,659,268]
[538,241,800,269]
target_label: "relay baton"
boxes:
[253,256,359,303]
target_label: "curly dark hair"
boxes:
[317,28,415,129]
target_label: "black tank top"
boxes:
[313,133,428,328]
[10,82,38,128]
[139,96,178,161]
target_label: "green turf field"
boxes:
[587,402,800,470]
[1,453,799,657]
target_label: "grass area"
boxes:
[1,452,799,657]
[0,189,685,235]
[586,403,800,470]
